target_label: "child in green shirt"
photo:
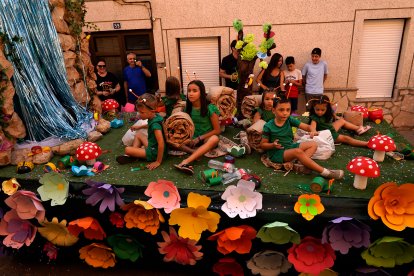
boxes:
[260,95,344,179]
[174,80,221,175]
[253,89,276,123]
[116,93,166,170]
[162,76,186,118]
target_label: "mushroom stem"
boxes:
[373,150,385,162]
[86,159,96,166]
[353,174,368,190]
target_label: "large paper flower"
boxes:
[68,217,106,240]
[367,182,414,231]
[208,225,256,255]
[83,180,125,213]
[144,179,181,213]
[322,217,371,254]
[38,217,79,246]
[79,243,116,269]
[4,190,45,222]
[361,236,414,268]
[221,180,262,219]
[109,212,124,228]
[294,194,325,221]
[157,226,203,265]
[2,178,20,196]
[169,192,220,241]
[257,221,300,245]
[38,172,69,206]
[288,236,336,275]
[122,200,164,235]
[0,210,37,249]
[247,250,292,276]
[107,234,143,262]
[213,257,244,276]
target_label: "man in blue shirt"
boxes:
[123,52,152,103]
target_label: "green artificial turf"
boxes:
[0,118,413,199]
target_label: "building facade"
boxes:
[85,0,414,129]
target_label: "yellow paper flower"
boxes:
[2,178,20,195]
[38,217,79,246]
[294,194,325,221]
[169,192,221,241]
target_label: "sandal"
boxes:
[356,125,372,135]
[116,155,137,165]
[174,163,194,175]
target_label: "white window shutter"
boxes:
[356,19,404,98]
[179,37,220,94]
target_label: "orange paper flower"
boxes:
[169,192,221,241]
[294,194,325,221]
[368,182,414,231]
[208,225,257,255]
[38,217,79,246]
[67,217,106,240]
[121,200,164,235]
[79,243,116,268]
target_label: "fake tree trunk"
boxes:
[236,57,257,118]
[353,174,368,190]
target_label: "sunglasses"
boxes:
[97,65,106,68]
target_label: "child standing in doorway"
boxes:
[116,93,166,170]
[284,56,302,116]
[308,95,371,147]
[253,90,276,123]
[174,80,221,175]
[260,95,344,179]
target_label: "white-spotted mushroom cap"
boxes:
[102,99,119,111]
[346,156,380,178]
[367,134,396,152]
[351,105,368,118]
[76,142,102,161]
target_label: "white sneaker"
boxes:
[325,169,344,180]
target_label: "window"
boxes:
[356,19,404,98]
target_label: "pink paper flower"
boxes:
[0,210,37,249]
[221,180,262,219]
[322,217,371,254]
[288,236,336,275]
[5,190,45,222]
[157,226,203,265]
[145,180,181,213]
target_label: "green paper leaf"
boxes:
[307,198,317,205]
[308,205,318,216]
[299,205,308,214]
[298,198,308,205]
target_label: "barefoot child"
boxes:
[116,93,166,170]
[308,95,371,147]
[260,95,344,179]
[174,80,221,175]
[253,90,276,123]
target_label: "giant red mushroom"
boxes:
[367,134,396,162]
[346,156,380,190]
[76,142,102,166]
[102,99,119,113]
[351,105,368,119]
